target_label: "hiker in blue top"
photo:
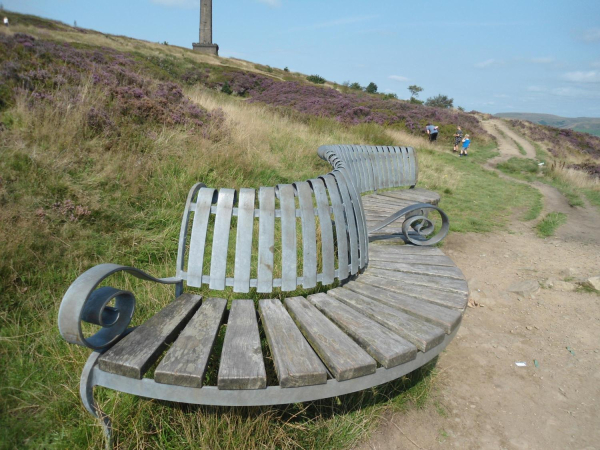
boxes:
[460,134,470,157]
[425,123,439,142]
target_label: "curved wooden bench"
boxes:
[58,147,466,446]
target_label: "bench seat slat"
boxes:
[369,245,445,257]
[356,274,468,310]
[310,178,335,285]
[368,261,465,280]
[154,297,226,387]
[344,282,462,334]
[209,189,235,290]
[279,184,297,291]
[338,169,368,267]
[258,299,328,388]
[285,296,376,381]
[233,189,255,293]
[368,253,456,267]
[308,293,417,368]
[257,187,275,293]
[98,294,202,379]
[365,268,469,293]
[187,188,215,287]
[327,288,445,352]
[218,300,266,390]
[322,174,349,280]
[296,181,317,289]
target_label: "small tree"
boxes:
[408,85,423,99]
[425,94,454,109]
[365,82,378,94]
[349,82,362,91]
[283,67,289,72]
[221,81,233,95]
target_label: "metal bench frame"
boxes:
[58,145,458,446]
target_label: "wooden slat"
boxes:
[365,146,379,191]
[258,299,328,388]
[233,188,255,293]
[333,171,359,275]
[285,296,376,381]
[279,184,297,291]
[365,268,469,293]
[98,294,202,378]
[218,300,266,390]
[327,288,445,352]
[390,147,403,186]
[338,168,368,268]
[368,261,465,279]
[368,253,455,267]
[408,147,418,184]
[296,181,317,288]
[308,293,417,368]
[363,145,377,191]
[154,297,226,387]
[187,188,215,287]
[369,244,445,256]
[379,190,439,205]
[356,274,468,310]
[344,282,462,333]
[257,187,275,293]
[311,178,335,285]
[209,189,235,290]
[322,174,349,280]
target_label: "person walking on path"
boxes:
[460,134,471,157]
[3,17,8,27]
[453,126,463,152]
[426,123,439,142]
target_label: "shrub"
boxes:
[349,82,362,91]
[425,94,454,109]
[221,81,232,95]
[381,93,398,100]
[365,82,378,94]
[283,67,289,72]
[306,74,326,84]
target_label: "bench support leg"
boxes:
[81,352,112,449]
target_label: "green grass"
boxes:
[512,138,527,156]
[584,189,600,212]
[536,212,567,237]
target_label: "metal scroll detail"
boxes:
[58,263,181,350]
[367,203,450,246]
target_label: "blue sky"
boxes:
[5,0,600,117]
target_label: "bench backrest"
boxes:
[318,145,418,193]
[176,168,368,294]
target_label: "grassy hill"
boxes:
[0,10,594,449]
[496,112,600,137]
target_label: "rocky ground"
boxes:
[358,121,600,450]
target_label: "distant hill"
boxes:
[495,112,600,137]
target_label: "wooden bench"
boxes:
[58,145,466,446]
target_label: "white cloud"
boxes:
[551,86,600,99]
[579,28,600,42]
[564,71,600,83]
[257,0,281,7]
[494,94,509,98]
[591,61,600,68]
[527,86,546,92]
[151,0,196,8]
[388,75,409,82]
[531,57,554,64]
[474,59,504,69]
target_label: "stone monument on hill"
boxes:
[193,0,219,55]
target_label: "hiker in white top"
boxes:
[3,17,8,27]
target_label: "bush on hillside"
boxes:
[425,94,454,109]
[365,82,378,94]
[306,74,326,84]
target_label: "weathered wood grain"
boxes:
[333,171,360,275]
[257,187,275,293]
[343,281,462,333]
[154,297,226,387]
[368,261,465,279]
[279,184,297,291]
[258,299,327,388]
[356,274,468,310]
[295,181,317,289]
[233,188,255,293]
[285,296,376,381]
[308,293,417,368]
[209,189,235,290]
[365,268,469,293]
[368,253,455,267]
[310,178,335,285]
[327,288,445,352]
[187,188,215,287]
[369,245,445,257]
[322,173,349,280]
[218,300,267,390]
[98,294,202,379]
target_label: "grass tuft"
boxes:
[536,212,567,237]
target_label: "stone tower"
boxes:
[193,0,219,55]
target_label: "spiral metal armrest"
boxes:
[58,264,181,350]
[368,203,450,246]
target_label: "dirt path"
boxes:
[357,123,600,450]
